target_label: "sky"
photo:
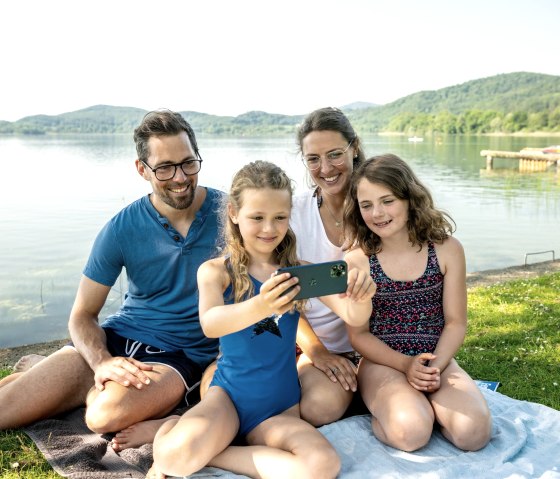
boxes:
[1,0,559,122]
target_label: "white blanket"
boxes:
[188,388,560,479]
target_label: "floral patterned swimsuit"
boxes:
[369,242,444,356]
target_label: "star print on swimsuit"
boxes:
[252,314,283,338]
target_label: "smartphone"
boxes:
[276,260,348,300]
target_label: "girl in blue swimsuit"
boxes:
[148,160,375,479]
[343,154,492,453]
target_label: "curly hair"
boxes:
[222,160,304,312]
[343,154,455,255]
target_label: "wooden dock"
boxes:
[480,149,560,172]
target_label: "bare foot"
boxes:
[13,354,46,372]
[145,463,166,479]
[111,415,180,452]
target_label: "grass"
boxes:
[1,271,559,478]
[459,271,560,410]
[0,430,60,478]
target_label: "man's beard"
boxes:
[159,183,195,210]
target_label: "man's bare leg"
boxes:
[110,415,181,451]
[13,354,47,372]
[0,354,49,390]
[111,361,217,452]
[0,348,94,430]
[84,364,186,434]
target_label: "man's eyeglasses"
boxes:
[301,139,354,171]
[141,158,203,181]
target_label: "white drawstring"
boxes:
[124,340,142,358]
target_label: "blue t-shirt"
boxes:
[83,187,224,369]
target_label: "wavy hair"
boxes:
[343,154,455,255]
[222,160,304,311]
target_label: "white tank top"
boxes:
[290,190,353,353]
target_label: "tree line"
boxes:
[380,108,560,135]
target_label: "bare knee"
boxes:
[301,446,341,479]
[85,391,141,434]
[377,411,433,452]
[444,410,492,451]
[85,398,122,434]
[300,394,346,427]
[153,423,206,477]
[300,386,351,427]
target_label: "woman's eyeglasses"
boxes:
[301,140,354,171]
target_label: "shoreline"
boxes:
[1,259,559,369]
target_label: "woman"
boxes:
[290,107,367,426]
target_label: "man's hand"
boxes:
[94,356,153,391]
[311,351,357,392]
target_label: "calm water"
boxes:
[1,134,559,347]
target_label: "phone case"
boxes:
[277,260,348,300]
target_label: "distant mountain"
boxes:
[1,72,558,135]
[341,101,379,110]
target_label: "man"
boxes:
[0,110,222,435]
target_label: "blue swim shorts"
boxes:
[67,327,203,406]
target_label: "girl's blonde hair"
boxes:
[344,154,455,255]
[223,160,303,310]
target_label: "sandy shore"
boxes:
[1,260,559,369]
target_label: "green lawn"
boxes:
[1,271,559,478]
[460,272,560,410]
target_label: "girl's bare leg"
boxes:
[429,359,492,451]
[151,386,239,478]
[358,359,435,452]
[209,405,340,479]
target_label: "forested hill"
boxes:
[1,72,559,135]
[347,72,560,134]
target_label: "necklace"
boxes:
[321,197,343,228]
[314,187,343,228]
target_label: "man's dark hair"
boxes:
[133,109,200,162]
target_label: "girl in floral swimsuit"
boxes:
[343,154,492,453]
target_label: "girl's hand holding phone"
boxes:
[258,272,300,316]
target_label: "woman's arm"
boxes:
[296,314,357,390]
[296,315,329,358]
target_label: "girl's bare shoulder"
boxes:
[434,236,464,256]
[434,237,465,274]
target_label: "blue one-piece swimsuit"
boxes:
[210,277,301,436]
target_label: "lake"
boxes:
[1,134,559,348]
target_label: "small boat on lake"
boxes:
[408,136,424,142]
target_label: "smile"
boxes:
[374,220,391,227]
[322,174,340,183]
[169,185,188,193]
